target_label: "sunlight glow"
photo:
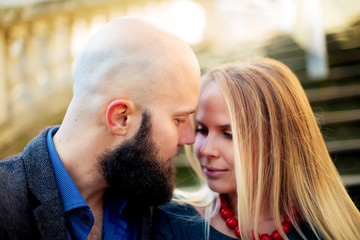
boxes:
[126,0,206,45]
[169,0,206,45]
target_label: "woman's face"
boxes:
[194,81,236,194]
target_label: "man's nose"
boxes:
[178,120,195,145]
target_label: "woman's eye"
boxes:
[223,132,233,140]
[195,128,208,135]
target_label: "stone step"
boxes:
[265,45,304,59]
[264,36,297,50]
[342,174,360,186]
[318,109,360,125]
[326,139,360,153]
[327,37,360,52]
[341,174,360,210]
[328,140,360,175]
[326,24,360,42]
[305,84,360,102]
[322,124,360,147]
[328,48,360,67]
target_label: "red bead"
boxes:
[218,195,293,239]
[220,208,233,219]
[282,222,291,234]
[283,215,292,225]
[226,217,238,229]
[220,199,229,210]
[234,226,240,237]
[219,195,229,210]
[271,230,282,240]
[259,234,272,240]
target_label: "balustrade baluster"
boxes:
[0,29,7,125]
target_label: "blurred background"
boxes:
[0,0,360,206]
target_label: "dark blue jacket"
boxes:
[0,128,153,240]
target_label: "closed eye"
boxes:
[195,127,208,135]
[223,131,233,140]
[175,118,186,126]
[195,119,209,136]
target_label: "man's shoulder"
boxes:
[0,152,25,175]
[0,153,27,197]
[0,126,52,168]
[0,164,34,239]
[0,127,67,240]
[0,127,54,182]
[0,152,29,208]
[0,159,25,189]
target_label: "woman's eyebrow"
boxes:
[218,124,231,128]
[195,119,230,129]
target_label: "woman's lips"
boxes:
[202,166,228,177]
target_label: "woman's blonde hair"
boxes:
[183,57,360,240]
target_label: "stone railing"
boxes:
[0,0,165,158]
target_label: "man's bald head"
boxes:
[73,16,199,108]
[53,17,200,202]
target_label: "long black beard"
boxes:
[100,110,175,207]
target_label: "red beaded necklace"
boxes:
[219,195,293,240]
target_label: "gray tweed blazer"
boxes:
[0,127,153,240]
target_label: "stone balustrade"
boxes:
[0,0,165,158]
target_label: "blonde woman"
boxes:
[152,58,360,240]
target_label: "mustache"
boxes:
[165,147,182,164]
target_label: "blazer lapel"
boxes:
[33,198,68,239]
[22,127,68,239]
[137,206,153,240]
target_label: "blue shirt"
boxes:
[46,126,138,240]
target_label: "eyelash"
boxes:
[175,119,186,126]
[223,132,233,140]
[195,127,232,140]
[195,128,208,135]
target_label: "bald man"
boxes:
[0,17,200,240]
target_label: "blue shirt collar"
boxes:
[46,126,137,240]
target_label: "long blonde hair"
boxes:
[183,57,360,240]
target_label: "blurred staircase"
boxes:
[264,22,360,206]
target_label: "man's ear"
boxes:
[106,99,135,135]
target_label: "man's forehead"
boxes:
[152,83,198,111]
[172,108,196,116]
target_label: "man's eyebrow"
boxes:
[174,109,196,116]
